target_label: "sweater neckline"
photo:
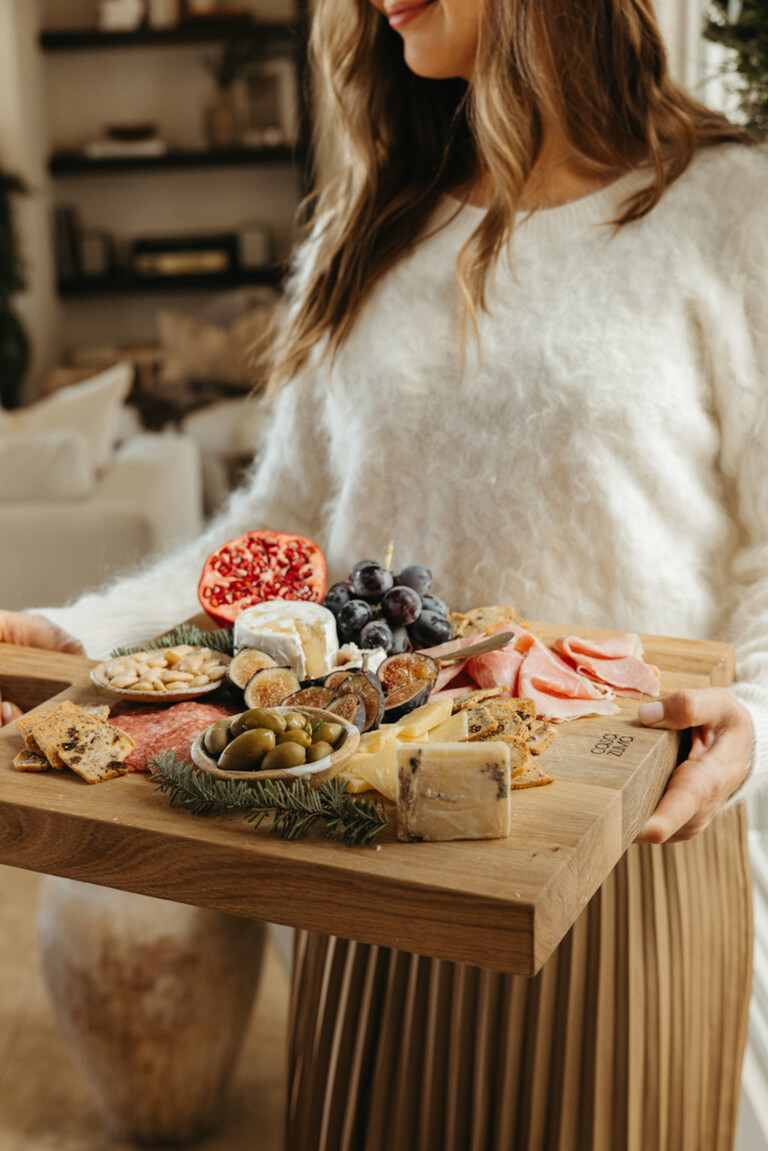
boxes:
[446,165,654,239]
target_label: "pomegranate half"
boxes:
[197,530,327,627]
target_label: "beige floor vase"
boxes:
[287,805,752,1151]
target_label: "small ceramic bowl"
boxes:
[90,647,231,704]
[190,705,361,787]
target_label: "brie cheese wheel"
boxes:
[233,600,338,680]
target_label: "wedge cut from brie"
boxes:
[233,600,339,681]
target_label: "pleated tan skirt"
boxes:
[287,805,752,1151]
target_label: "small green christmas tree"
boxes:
[0,162,30,409]
[705,1,768,136]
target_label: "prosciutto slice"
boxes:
[517,636,620,722]
[554,633,660,698]
[465,649,524,695]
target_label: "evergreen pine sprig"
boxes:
[111,623,234,659]
[148,751,389,846]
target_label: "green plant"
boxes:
[0,163,30,409]
[705,1,768,136]
[149,751,390,846]
[203,37,267,92]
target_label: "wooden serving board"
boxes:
[0,623,734,976]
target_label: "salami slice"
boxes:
[109,700,237,772]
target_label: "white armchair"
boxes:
[0,365,204,611]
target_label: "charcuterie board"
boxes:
[0,620,734,976]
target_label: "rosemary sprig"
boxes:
[148,751,389,847]
[111,623,234,659]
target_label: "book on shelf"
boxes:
[84,138,169,160]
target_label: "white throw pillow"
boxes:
[158,289,278,387]
[0,362,133,470]
[0,428,96,500]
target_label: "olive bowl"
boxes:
[190,706,361,789]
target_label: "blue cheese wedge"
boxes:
[233,600,338,680]
[396,742,512,842]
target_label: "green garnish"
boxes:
[148,752,389,847]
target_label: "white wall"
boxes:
[0,0,60,399]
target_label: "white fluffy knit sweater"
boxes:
[39,144,768,797]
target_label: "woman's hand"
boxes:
[634,688,753,844]
[0,611,85,727]
[0,610,84,655]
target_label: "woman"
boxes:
[1,0,766,1146]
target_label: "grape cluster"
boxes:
[324,561,454,654]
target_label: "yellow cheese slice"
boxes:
[351,740,398,801]
[394,699,453,740]
[358,728,399,755]
[428,710,470,743]
[343,769,375,794]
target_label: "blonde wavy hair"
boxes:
[266,0,749,390]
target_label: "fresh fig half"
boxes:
[323,669,354,692]
[283,685,338,710]
[377,652,439,695]
[327,692,367,731]
[326,671,385,732]
[227,648,278,693]
[383,679,434,722]
[242,667,302,709]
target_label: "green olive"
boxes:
[218,729,276,771]
[277,729,312,749]
[312,722,343,748]
[283,711,310,732]
[261,742,307,771]
[203,718,234,757]
[230,708,287,737]
[306,741,334,763]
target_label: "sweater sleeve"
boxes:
[708,181,768,803]
[35,373,334,658]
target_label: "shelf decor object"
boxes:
[98,0,146,32]
[147,0,180,28]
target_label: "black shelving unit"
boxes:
[58,266,282,299]
[49,145,304,176]
[40,20,297,52]
[42,4,311,302]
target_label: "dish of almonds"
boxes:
[90,645,231,703]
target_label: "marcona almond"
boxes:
[100,644,228,693]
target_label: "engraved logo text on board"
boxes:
[590,733,634,757]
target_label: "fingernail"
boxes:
[638,701,664,724]
[1,702,12,723]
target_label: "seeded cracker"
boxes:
[448,605,520,639]
[526,720,557,756]
[25,701,86,768]
[482,737,530,780]
[509,760,555,789]
[464,706,500,742]
[450,687,505,713]
[57,715,134,783]
[506,697,538,727]
[480,699,527,739]
[13,749,48,773]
